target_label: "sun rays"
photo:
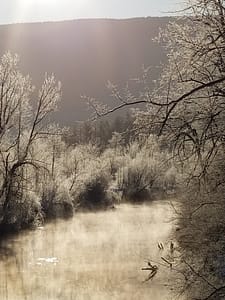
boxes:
[9,0,90,24]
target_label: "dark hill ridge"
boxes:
[0,18,171,124]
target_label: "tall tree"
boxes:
[87,1,225,298]
[0,52,61,225]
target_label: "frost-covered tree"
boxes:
[84,1,225,297]
[143,1,225,298]
[145,0,225,184]
[0,52,61,228]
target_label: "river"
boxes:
[0,201,178,300]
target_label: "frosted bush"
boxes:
[71,158,113,210]
[41,181,74,218]
[115,136,174,201]
[3,191,43,230]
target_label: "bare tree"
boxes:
[88,1,225,183]
[0,52,61,225]
[145,1,225,298]
[85,1,225,298]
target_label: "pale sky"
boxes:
[0,0,181,24]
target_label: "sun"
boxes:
[12,0,90,24]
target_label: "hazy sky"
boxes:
[0,0,181,24]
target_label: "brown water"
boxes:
[0,202,177,300]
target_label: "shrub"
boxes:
[75,174,111,210]
[71,157,113,210]
[1,191,43,231]
[117,157,157,202]
[115,136,170,202]
[41,182,74,219]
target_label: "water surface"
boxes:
[0,201,177,300]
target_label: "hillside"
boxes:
[0,18,171,124]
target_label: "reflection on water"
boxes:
[0,202,177,300]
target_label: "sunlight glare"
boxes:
[17,0,90,22]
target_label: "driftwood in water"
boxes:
[158,242,164,250]
[141,261,158,282]
[161,256,173,268]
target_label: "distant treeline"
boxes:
[64,113,135,148]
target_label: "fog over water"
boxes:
[0,202,178,300]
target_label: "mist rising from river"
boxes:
[0,202,177,300]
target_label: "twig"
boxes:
[183,260,217,290]
[161,256,173,268]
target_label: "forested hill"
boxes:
[0,17,171,124]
